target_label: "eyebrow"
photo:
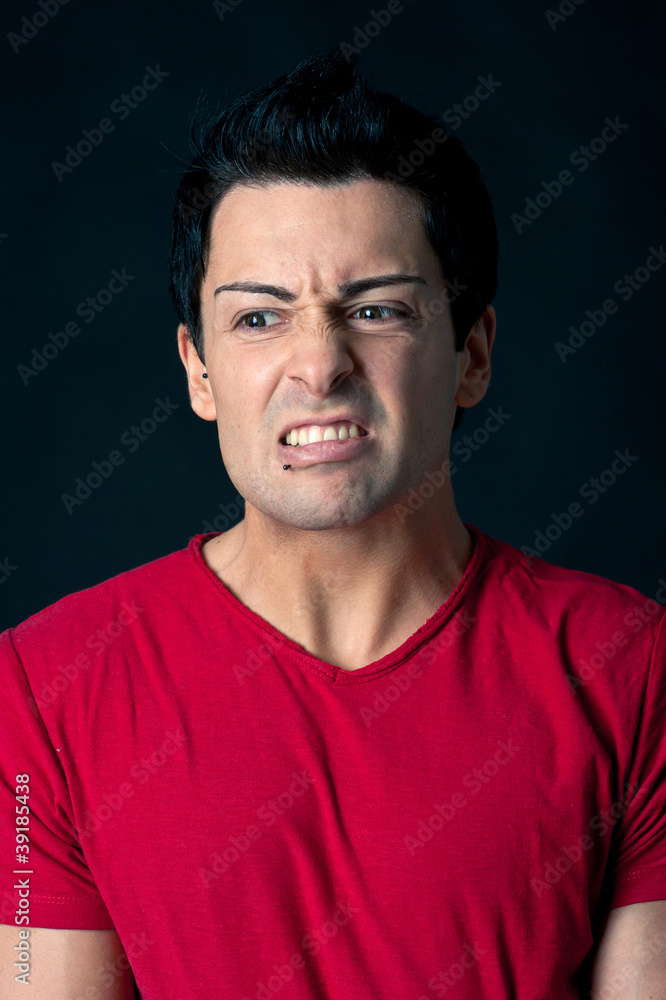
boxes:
[213,273,428,302]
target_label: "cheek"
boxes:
[388,344,440,401]
[398,351,456,440]
[213,361,277,444]
[363,339,420,393]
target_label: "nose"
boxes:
[284,324,356,397]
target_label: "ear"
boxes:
[455,306,496,410]
[177,323,217,422]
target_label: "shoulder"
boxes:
[471,524,666,641]
[2,537,204,671]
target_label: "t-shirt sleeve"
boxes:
[0,628,115,929]
[604,610,666,909]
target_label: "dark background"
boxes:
[2,0,665,632]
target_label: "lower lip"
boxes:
[278,433,371,468]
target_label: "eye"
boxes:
[352,305,409,322]
[234,310,282,330]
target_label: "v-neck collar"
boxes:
[188,522,486,684]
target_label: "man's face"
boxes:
[182,177,486,531]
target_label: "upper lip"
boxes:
[277,415,369,442]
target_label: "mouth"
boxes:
[279,420,368,447]
[277,419,371,469]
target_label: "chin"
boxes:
[259,494,386,532]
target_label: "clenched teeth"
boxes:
[283,422,366,446]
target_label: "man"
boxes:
[1,47,665,1000]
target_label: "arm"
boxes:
[589,899,666,999]
[0,925,136,999]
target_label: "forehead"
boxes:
[204,178,437,284]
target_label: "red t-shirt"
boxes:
[1,523,665,999]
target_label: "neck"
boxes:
[202,491,473,671]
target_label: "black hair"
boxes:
[169,45,498,431]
